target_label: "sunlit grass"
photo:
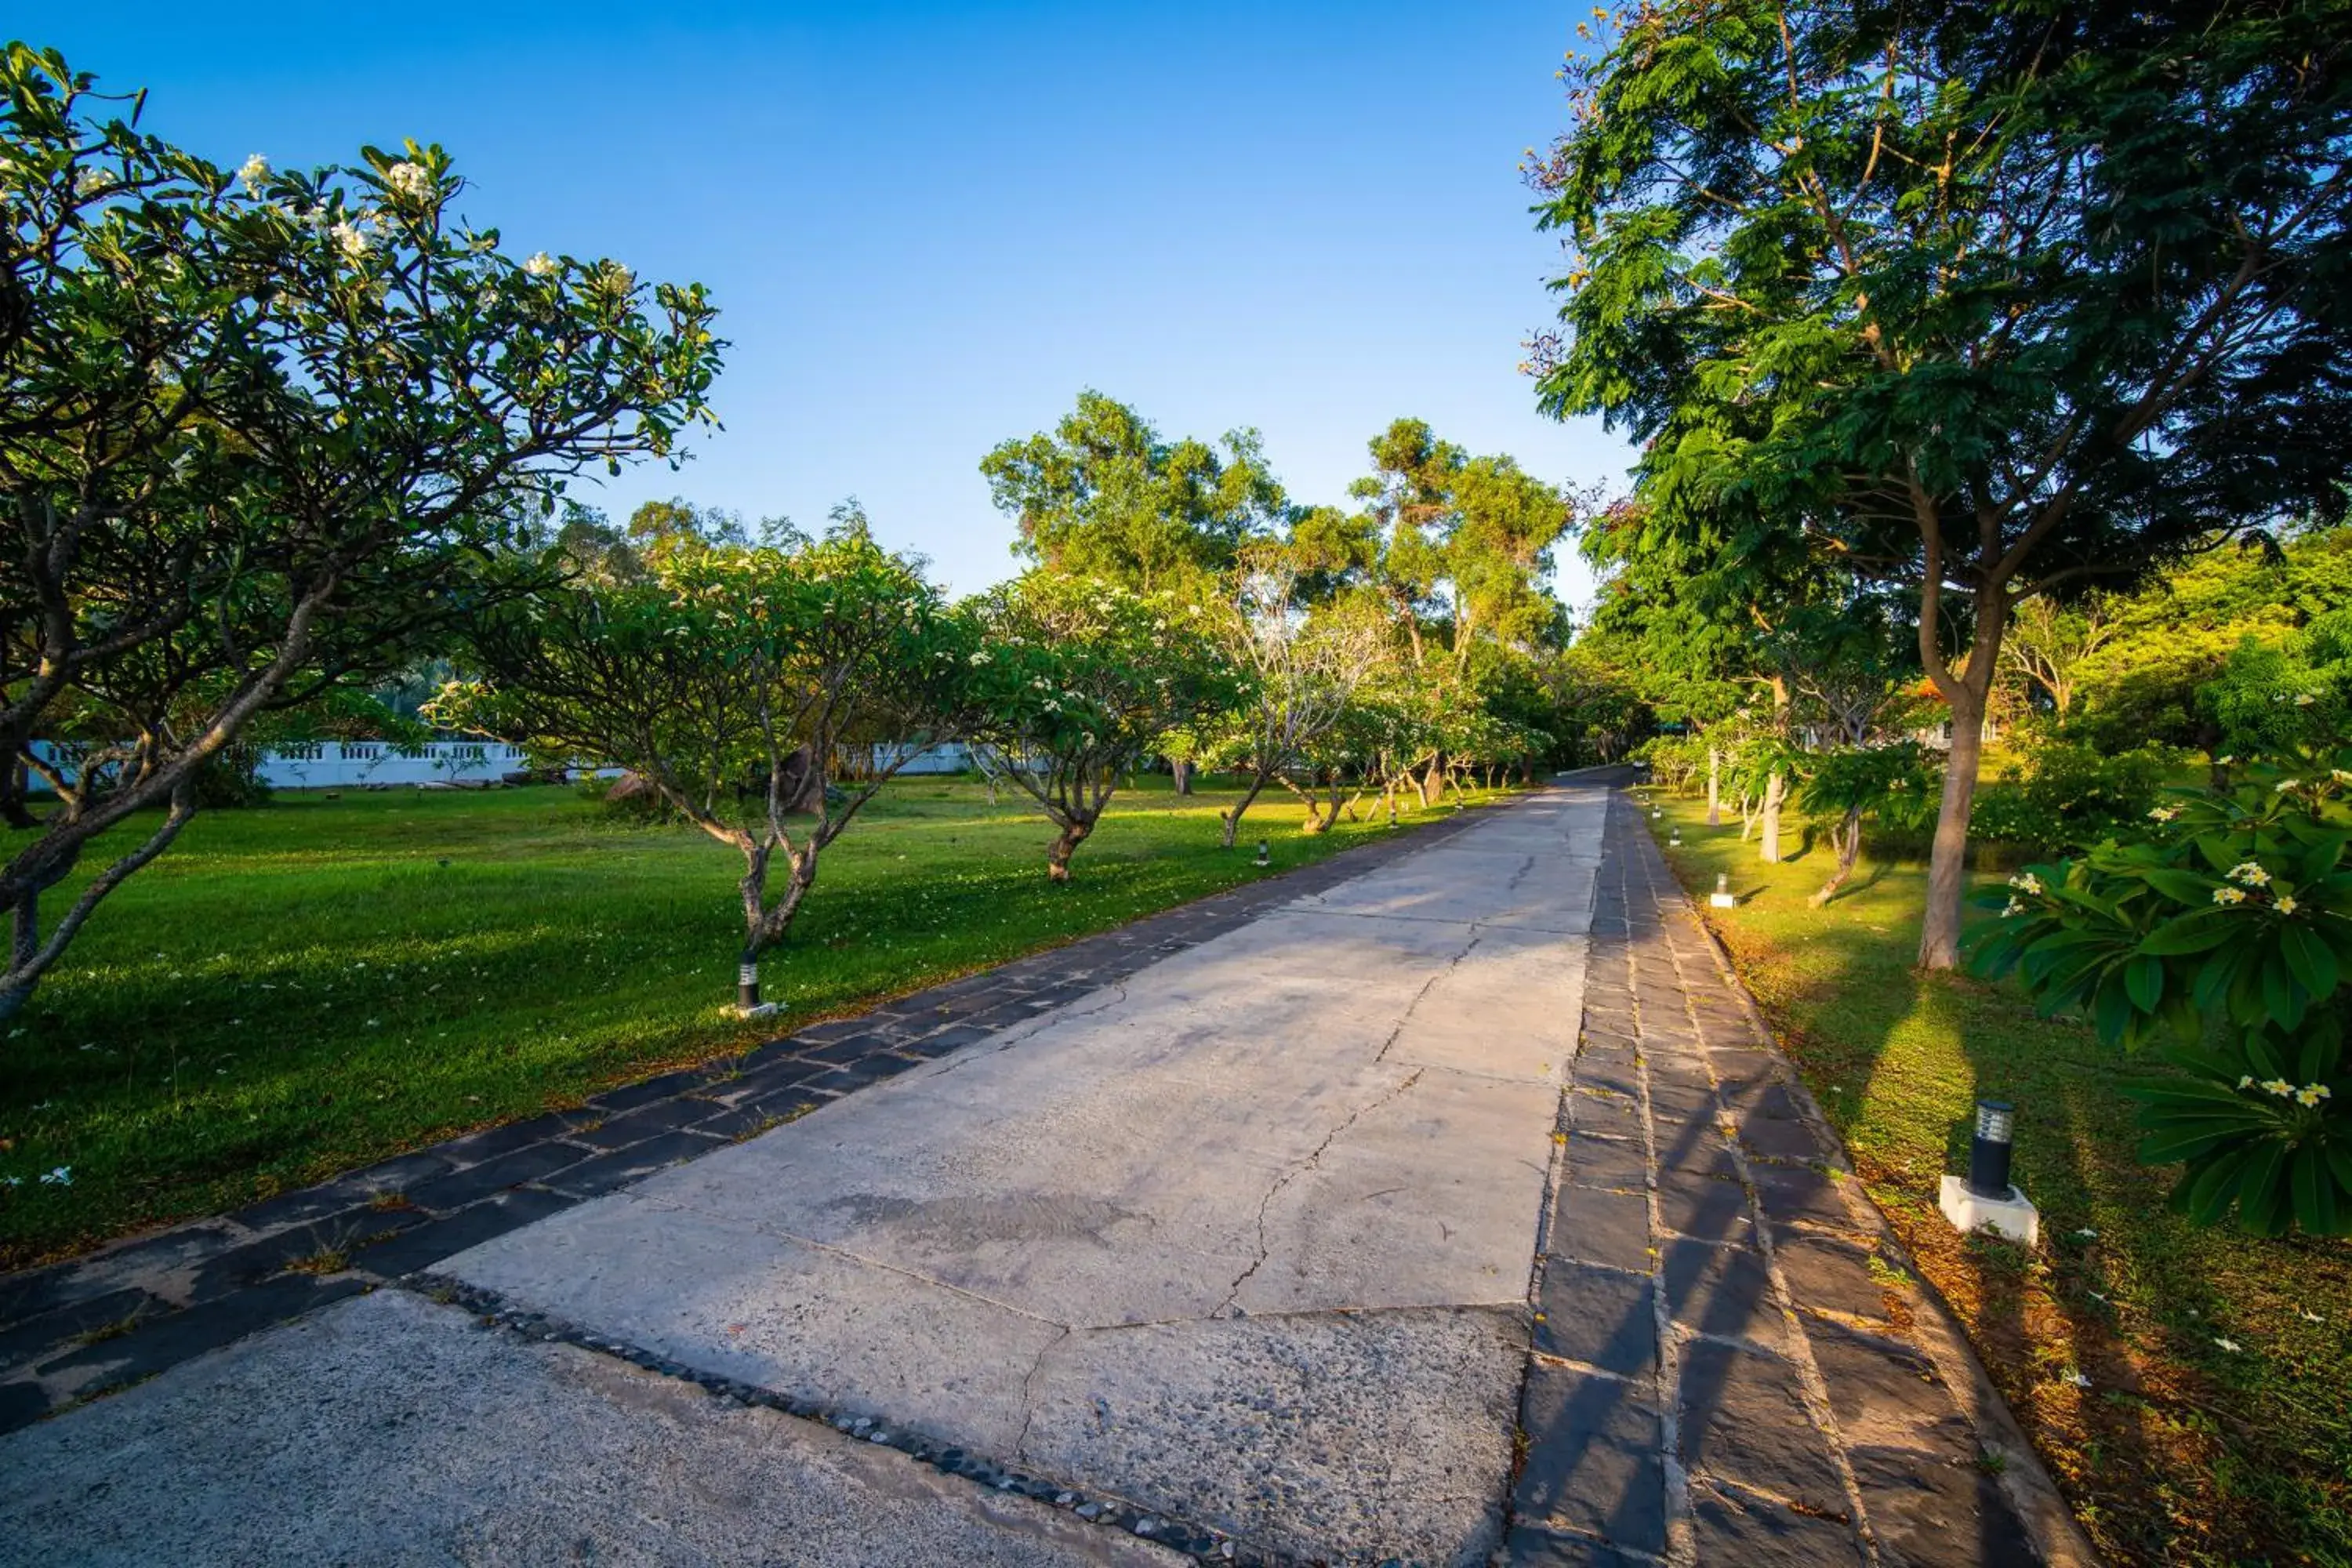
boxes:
[1640,788,2350,1567]
[0,775,1500,1268]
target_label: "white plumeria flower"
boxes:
[2212,1338,2242,1353]
[2063,1370,2092,1388]
[2276,779,2299,793]
[2333,769,2352,785]
[2296,1083,2333,1107]
[597,260,633,294]
[2302,1310,2325,1323]
[385,161,433,201]
[2275,895,2300,916]
[74,166,111,196]
[2238,1075,2256,1089]
[523,251,559,278]
[2294,692,2316,706]
[2074,1227,2097,1240]
[2148,804,2180,822]
[2008,872,2042,895]
[2002,898,2026,917]
[2228,862,2270,887]
[330,220,371,260]
[2214,886,2247,906]
[967,651,991,666]
[2260,1079,2295,1098]
[238,153,270,192]
[39,1167,71,1186]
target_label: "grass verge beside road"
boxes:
[1643,791,2350,1568]
[1,775,1502,1270]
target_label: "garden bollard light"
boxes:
[1711,872,1737,909]
[1938,1096,2038,1244]
[1668,826,1682,847]
[1254,840,1271,868]
[738,961,761,1010]
[1968,1099,2016,1200]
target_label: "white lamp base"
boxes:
[739,1000,784,1020]
[1710,892,1737,908]
[1939,1174,2039,1247]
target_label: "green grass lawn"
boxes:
[0,774,1501,1270]
[1641,789,2351,1568]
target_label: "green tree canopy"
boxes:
[981,390,1286,592]
[1531,1,2352,965]
[0,45,721,1016]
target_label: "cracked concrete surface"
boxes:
[1,788,1610,1565]
[439,788,1610,1563]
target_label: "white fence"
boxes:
[28,739,535,789]
[28,739,982,792]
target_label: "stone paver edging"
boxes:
[1504,793,2089,1568]
[0,800,1503,1434]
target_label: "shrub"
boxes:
[1969,738,2180,855]
[1631,732,1708,793]
[1970,754,2352,1236]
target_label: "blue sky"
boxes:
[46,3,1623,603]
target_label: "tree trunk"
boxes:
[0,758,35,831]
[1419,757,1442,807]
[1918,689,1988,967]
[1759,771,1787,863]
[1220,771,1271,848]
[1046,815,1093,882]
[1808,805,1864,909]
[1171,757,1192,796]
[1706,747,1722,827]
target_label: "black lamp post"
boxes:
[1253,839,1271,868]
[1967,1098,2016,1200]
[738,960,762,1011]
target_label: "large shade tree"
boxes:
[0,45,720,1016]
[1530,1,2352,966]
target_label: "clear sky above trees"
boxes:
[39,2,1628,600]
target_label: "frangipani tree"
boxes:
[1207,577,1388,848]
[0,45,720,1018]
[435,528,964,1010]
[964,573,1240,880]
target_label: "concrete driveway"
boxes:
[2,789,1607,1566]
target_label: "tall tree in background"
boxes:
[0,45,721,1017]
[981,390,1286,592]
[1530,2,2352,967]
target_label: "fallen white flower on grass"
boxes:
[2301,1310,2325,1324]
[2074,1227,2097,1240]
[2213,1338,2242,1353]
[2063,1370,2092,1388]
[38,1167,70,1186]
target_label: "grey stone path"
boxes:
[0,783,2074,1567]
[1506,794,2049,1568]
